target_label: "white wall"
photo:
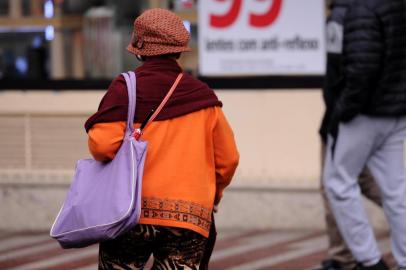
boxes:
[0,89,388,231]
[217,90,323,189]
[0,89,324,188]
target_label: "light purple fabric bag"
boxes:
[50,71,147,248]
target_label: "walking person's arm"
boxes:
[212,108,239,206]
[88,122,126,161]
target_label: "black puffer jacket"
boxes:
[319,0,354,142]
[334,0,406,121]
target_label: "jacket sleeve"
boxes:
[335,2,383,122]
[88,122,126,161]
[213,108,239,205]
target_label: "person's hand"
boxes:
[213,204,219,213]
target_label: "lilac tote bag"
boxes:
[50,71,147,248]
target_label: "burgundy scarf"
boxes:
[85,57,222,132]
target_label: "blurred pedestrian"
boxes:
[318,0,382,269]
[85,8,239,269]
[323,0,406,269]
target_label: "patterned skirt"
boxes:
[99,224,208,270]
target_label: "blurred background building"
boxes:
[0,0,198,80]
[0,0,387,233]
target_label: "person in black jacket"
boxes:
[323,0,406,269]
[318,1,382,269]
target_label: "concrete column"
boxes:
[50,29,66,79]
[72,31,85,79]
[50,0,66,79]
[9,0,23,18]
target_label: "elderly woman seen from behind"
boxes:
[85,8,239,269]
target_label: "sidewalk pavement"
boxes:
[0,229,394,270]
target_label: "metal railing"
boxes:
[0,113,90,187]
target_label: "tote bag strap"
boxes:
[132,73,183,140]
[144,73,183,128]
[121,72,183,139]
[121,71,136,134]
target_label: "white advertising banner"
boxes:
[198,0,326,76]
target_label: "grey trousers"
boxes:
[323,115,406,268]
[320,143,381,270]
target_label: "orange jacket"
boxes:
[88,107,239,237]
